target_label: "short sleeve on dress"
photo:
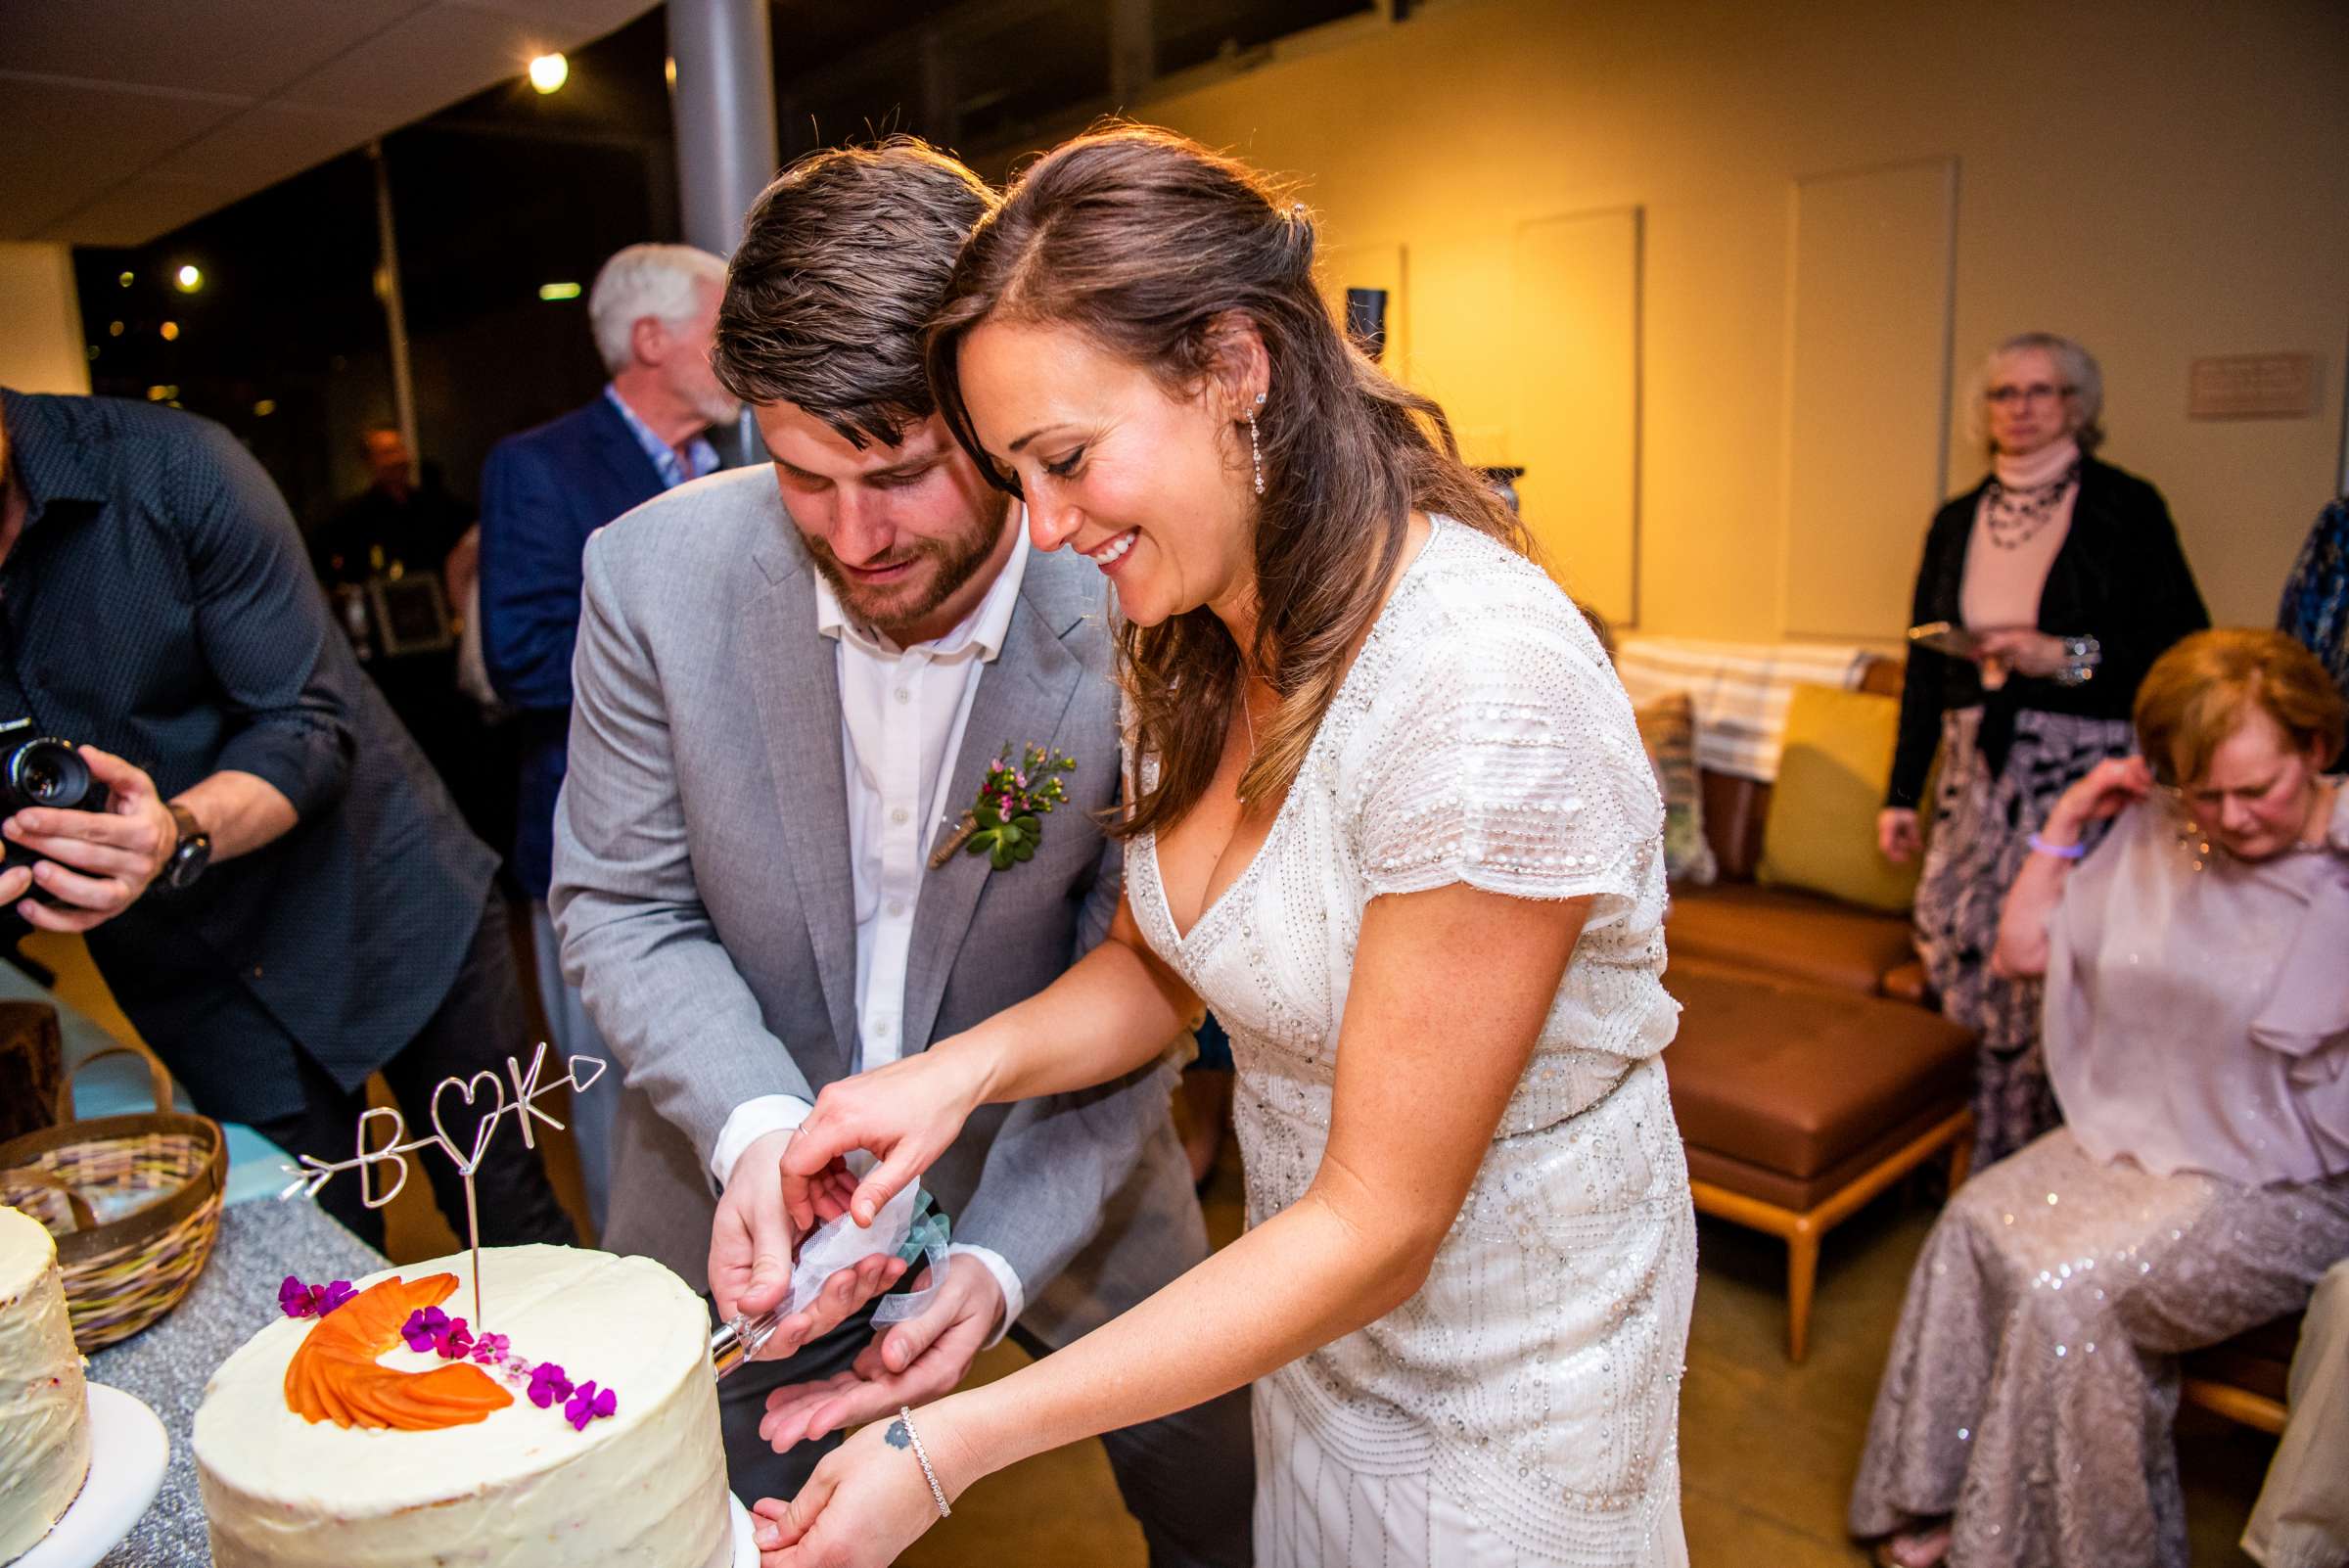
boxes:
[1348,606,1664,909]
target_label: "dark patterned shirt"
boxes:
[2280,497,2349,705]
[0,389,496,1120]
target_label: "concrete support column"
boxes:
[668,0,778,466]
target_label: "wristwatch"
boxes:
[161,801,212,891]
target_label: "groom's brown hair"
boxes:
[713,138,995,449]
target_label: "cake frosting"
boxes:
[195,1244,729,1568]
[0,1203,91,1563]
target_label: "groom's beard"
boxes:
[801,489,1011,641]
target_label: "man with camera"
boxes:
[0,387,572,1253]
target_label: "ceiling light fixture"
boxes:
[528,53,569,94]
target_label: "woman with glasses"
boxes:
[1878,332,2207,1168]
[1852,627,2349,1568]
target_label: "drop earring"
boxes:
[1248,391,1267,496]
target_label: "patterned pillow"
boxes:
[1633,691,1718,885]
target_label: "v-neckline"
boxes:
[1145,520,1450,948]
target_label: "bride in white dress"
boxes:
[752,125,1695,1568]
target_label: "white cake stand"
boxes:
[729,1492,759,1567]
[16,1383,169,1568]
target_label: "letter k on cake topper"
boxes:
[280,1043,606,1325]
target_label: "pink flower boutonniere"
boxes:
[929,744,1078,871]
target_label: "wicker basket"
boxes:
[0,1040,225,1352]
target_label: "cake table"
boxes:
[88,1197,383,1567]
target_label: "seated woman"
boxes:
[1850,627,2349,1568]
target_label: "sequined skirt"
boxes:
[1848,1130,2349,1568]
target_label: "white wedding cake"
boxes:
[194,1244,729,1568]
[0,1204,91,1563]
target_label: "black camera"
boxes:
[0,735,111,897]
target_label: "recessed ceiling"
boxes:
[0,0,660,246]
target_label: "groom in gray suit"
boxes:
[549,142,1250,1564]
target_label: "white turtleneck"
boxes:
[1961,437,2081,632]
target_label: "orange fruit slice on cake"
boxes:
[284,1273,513,1431]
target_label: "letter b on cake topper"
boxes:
[281,1043,605,1323]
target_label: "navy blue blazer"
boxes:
[479,394,666,899]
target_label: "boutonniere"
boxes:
[929,744,1078,870]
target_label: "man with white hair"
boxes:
[480,242,739,1229]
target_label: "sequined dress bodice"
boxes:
[1126,520,1696,1564]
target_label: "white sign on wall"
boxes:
[2188,353,2318,420]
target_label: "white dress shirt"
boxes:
[711,522,1033,1335]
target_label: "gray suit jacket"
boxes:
[550,468,1203,1348]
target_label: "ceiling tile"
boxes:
[446,0,659,29]
[31,175,248,249]
[0,0,421,101]
[144,100,385,198]
[274,4,551,123]
[0,76,220,241]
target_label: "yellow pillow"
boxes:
[1758,683,1922,913]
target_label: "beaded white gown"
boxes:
[1127,520,1696,1566]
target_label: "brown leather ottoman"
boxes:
[1665,882,1919,997]
[1663,963,1977,1360]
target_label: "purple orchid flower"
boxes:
[435,1317,475,1360]
[280,1276,360,1319]
[528,1361,574,1409]
[564,1379,618,1431]
[400,1305,450,1354]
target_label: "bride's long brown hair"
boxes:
[927,124,1527,839]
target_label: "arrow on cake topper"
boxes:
[280,1044,606,1325]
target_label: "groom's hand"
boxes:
[712,1130,805,1322]
[711,1130,911,1363]
[756,1255,1005,1452]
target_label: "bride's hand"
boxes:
[753,1407,974,1567]
[782,1045,992,1231]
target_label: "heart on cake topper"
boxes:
[279,1045,612,1328]
[429,1070,510,1177]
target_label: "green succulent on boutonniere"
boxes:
[928,745,1078,871]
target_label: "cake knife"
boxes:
[710,1210,950,1381]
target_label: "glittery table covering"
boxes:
[89,1198,385,1568]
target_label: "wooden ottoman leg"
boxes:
[1787,1223,1819,1362]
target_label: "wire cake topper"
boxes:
[280,1043,605,1325]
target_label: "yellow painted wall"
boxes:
[0,243,90,397]
[1132,0,2349,641]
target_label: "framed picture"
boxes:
[367,573,456,657]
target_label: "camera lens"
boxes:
[6,740,92,807]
